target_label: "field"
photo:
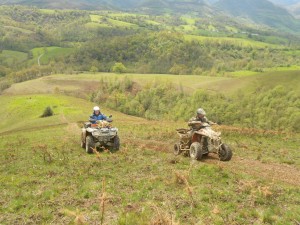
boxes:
[30,47,74,65]
[0,72,300,224]
[4,70,300,97]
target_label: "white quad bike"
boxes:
[81,116,120,154]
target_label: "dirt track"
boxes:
[123,137,300,186]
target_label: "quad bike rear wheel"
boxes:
[86,135,95,154]
[218,144,232,161]
[173,143,181,155]
[190,142,203,160]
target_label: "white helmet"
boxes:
[196,108,206,115]
[93,106,100,111]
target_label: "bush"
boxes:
[112,62,127,73]
[41,106,54,118]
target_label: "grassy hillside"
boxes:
[30,47,74,65]
[0,93,299,224]
[4,70,300,96]
[3,70,300,133]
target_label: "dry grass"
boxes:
[150,205,179,225]
[174,171,195,208]
[99,177,107,225]
[62,209,86,224]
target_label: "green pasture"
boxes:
[89,14,137,28]
[30,47,74,65]
[4,70,300,97]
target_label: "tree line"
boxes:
[90,77,300,132]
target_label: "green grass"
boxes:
[89,14,137,28]
[229,70,260,77]
[0,95,86,133]
[39,9,56,14]
[263,65,300,71]
[85,22,111,29]
[0,93,299,224]
[145,19,160,25]
[0,50,28,65]
[90,14,102,22]
[181,16,196,25]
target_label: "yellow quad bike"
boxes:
[81,116,120,154]
[174,121,232,161]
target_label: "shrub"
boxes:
[112,62,127,73]
[41,106,54,118]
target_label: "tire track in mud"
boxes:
[123,137,300,186]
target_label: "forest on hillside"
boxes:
[1,6,300,80]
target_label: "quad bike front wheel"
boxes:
[86,135,95,154]
[218,144,232,161]
[173,143,181,156]
[112,135,120,151]
[190,142,203,160]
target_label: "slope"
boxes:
[0,91,299,224]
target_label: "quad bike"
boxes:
[81,116,120,154]
[174,121,232,161]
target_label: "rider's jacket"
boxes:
[90,113,107,124]
[189,116,209,123]
[188,116,211,130]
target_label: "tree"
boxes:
[41,106,54,118]
[112,62,127,74]
[169,64,188,75]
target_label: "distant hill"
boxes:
[0,0,299,32]
[215,0,300,32]
[268,0,300,18]
[287,3,300,19]
[0,0,215,14]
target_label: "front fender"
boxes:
[81,128,87,141]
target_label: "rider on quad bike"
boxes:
[90,106,107,124]
[81,106,120,153]
[189,108,215,127]
[174,108,232,161]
